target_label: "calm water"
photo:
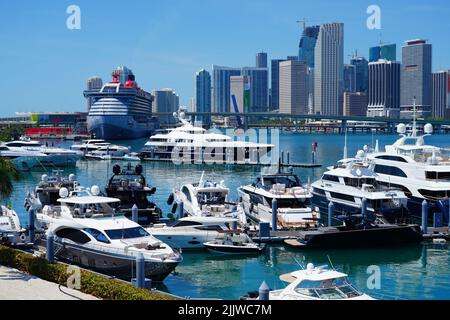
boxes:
[7,132,450,300]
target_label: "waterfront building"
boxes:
[242,67,269,113]
[195,69,212,125]
[314,22,344,116]
[86,77,103,111]
[153,89,180,125]
[343,92,367,117]
[344,64,356,93]
[432,70,450,119]
[298,25,320,68]
[256,52,268,68]
[400,39,432,119]
[230,76,251,113]
[369,43,396,62]
[270,59,285,110]
[115,66,134,84]
[367,60,401,118]
[350,56,369,92]
[212,65,241,113]
[279,60,308,115]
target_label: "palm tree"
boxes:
[0,158,20,203]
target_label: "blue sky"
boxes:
[0,0,449,116]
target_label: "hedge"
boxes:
[0,245,177,300]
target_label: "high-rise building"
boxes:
[298,25,320,68]
[400,39,432,119]
[343,92,367,116]
[367,60,401,118]
[279,60,308,115]
[115,66,134,84]
[350,56,369,92]
[432,71,450,119]
[270,59,284,111]
[153,89,180,125]
[230,75,251,113]
[86,76,103,111]
[212,65,241,113]
[369,43,396,62]
[242,67,269,113]
[256,52,268,68]
[195,69,212,125]
[314,23,344,116]
[343,65,356,93]
[287,56,299,61]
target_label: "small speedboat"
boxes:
[122,153,141,162]
[204,234,265,254]
[85,153,112,161]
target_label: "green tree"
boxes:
[0,158,20,202]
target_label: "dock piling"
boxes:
[271,198,278,231]
[176,201,184,219]
[422,200,428,234]
[287,152,290,165]
[132,204,138,223]
[259,222,270,238]
[328,201,334,227]
[258,281,270,301]
[311,151,316,164]
[135,253,145,289]
[28,209,35,244]
[46,232,55,263]
[433,211,443,228]
[361,198,368,220]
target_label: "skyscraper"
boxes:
[367,60,401,118]
[343,64,356,93]
[279,60,308,115]
[195,69,212,125]
[314,23,344,116]
[350,56,369,92]
[86,76,103,111]
[230,75,251,113]
[432,71,450,119]
[256,52,268,68]
[369,43,396,62]
[343,92,367,117]
[242,67,269,112]
[400,39,432,119]
[212,65,241,113]
[115,66,134,84]
[270,59,285,110]
[153,89,180,125]
[298,25,320,68]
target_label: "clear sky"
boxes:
[0,0,449,116]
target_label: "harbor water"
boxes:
[7,133,450,300]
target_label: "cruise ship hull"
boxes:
[88,115,156,140]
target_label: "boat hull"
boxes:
[88,115,157,140]
[204,243,264,254]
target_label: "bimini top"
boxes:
[58,196,121,205]
[280,266,348,283]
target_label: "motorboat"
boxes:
[0,143,48,171]
[71,139,130,156]
[148,216,240,250]
[105,163,162,226]
[139,111,274,164]
[122,153,141,162]
[311,158,410,223]
[0,205,27,245]
[243,263,373,300]
[5,139,81,167]
[169,172,241,219]
[32,185,182,281]
[203,233,265,255]
[238,168,320,229]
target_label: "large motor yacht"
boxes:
[0,143,48,171]
[311,158,410,223]
[364,122,450,224]
[140,112,274,164]
[32,185,182,281]
[238,169,320,229]
[71,139,130,157]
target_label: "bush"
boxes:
[0,245,176,300]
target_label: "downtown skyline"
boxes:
[1,0,450,116]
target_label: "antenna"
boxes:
[296,18,306,31]
[327,255,336,270]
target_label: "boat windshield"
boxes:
[197,192,227,205]
[105,227,150,240]
[261,175,301,189]
[294,277,363,299]
[110,175,145,188]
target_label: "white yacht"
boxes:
[269,263,373,300]
[0,143,48,171]
[311,158,409,223]
[71,139,130,156]
[169,173,242,218]
[5,140,81,167]
[140,112,274,164]
[363,123,450,225]
[33,185,182,281]
[148,216,240,250]
[238,169,320,229]
[0,205,27,244]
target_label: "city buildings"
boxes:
[432,70,450,119]
[400,39,432,119]
[279,60,308,115]
[230,76,251,114]
[367,60,401,118]
[153,89,180,125]
[242,67,269,113]
[86,77,103,111]
[343,92,367,117]
[369,43,396,62]
[212,65,241,113]
[350,56,369,92]
[271,59,285,110]
[298,25,320,68]
[195,69,212,125]
[256,52,268,68]
[314,22,344,116]
[344,64,356,93]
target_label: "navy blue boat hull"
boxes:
[88,115,157,140]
